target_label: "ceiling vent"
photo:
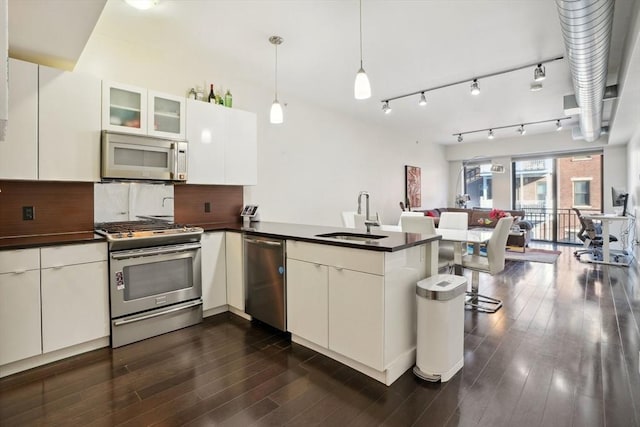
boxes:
[556,0,614,142]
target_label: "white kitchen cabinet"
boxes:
[225,231,244,311]
[286,258,328,348]
[286,239,436,385]
[0,249,41,365]
[0,59,38,180]
[102,81,147,135]
[148,90,186,139]
[328,267,384,370]
[186,100,226,184]
[40,243,109,353]
[102,81,185,140]
[201,232,227,313]
[223,107,257,185]
[39,65,102,181]
[186,100,257,185]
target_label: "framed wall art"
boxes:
[405,165,421,209]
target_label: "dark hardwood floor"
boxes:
[1,244,639,426]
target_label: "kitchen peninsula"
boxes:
[230,221,441,386]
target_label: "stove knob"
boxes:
[116,233,123,239]
[127,232,134,238]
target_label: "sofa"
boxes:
[417,207,533,248]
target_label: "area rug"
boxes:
[505,248,561,264]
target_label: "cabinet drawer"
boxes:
[41,242,107,268]
[286,240,383,275]
[0,248,40,274]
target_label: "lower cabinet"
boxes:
[225,232,244,311]
[41,261,109,353]
[0,242,109,370]
[328,268,384,370]
[0,269,41,365]
[286,259,328,348]
[201,232,227,313]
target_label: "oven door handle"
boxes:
[111,242,202,260]
[113,300,203,326]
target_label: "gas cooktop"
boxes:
[95,220,204,249]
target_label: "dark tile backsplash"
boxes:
[174,184,243,225]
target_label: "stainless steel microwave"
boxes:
[101,131,188,182]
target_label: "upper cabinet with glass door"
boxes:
[102,81,185,139]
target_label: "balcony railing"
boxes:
[518,206,601,243]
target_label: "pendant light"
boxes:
[269,36,284,124]
[354,0,371,99]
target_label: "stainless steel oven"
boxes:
[96,221,204,348]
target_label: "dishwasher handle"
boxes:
[244,237,283,247]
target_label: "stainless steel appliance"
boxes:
[101,131,188,182]
[96,220,204,347]
[244,236,286,331]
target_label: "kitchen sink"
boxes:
[315,232,387,242]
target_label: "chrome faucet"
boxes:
[357,191,380,233]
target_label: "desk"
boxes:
[582,214,631,266]
[437,228,493,274]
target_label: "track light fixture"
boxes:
[533,63,546,82]
[418,92,427,106]
[382,100,392,114]
[452,116,571,142]
[470,79,480,96]
[380,56,563,109]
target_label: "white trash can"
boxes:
[413,274,467,382]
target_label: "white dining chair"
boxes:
[437,212,469,267]
[397,211,424,226]
[400,216,452,271]
[461,216,514,313]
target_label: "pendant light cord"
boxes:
[359,0,363,68]
[274,43,278,99]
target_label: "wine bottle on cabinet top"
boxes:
[208,84,215,103]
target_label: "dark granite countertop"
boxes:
[0,232,106,251]
[198,221,440,252]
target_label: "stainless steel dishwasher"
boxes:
[243,235,286,331]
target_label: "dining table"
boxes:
[436,228,494,275]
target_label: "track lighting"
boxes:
[382,101,391,114]
[379,56,563,111]
[418,92,427,106]
[354,0,371,100]
[533,64,546,82]
[470,79,480,96]
[453,116,570,142]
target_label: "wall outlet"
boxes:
[22,206,35,221]
[204,202,211,213]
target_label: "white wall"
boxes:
[75,27,448,227]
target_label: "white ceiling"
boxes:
[8,0,639,146]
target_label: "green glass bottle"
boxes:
[224,90,233,108]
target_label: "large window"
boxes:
[464,162,493,208]
[572,179,591,206]
[513,152,602,243]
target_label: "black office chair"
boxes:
[572,208,617,261]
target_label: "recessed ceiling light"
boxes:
[124,0,160,10]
